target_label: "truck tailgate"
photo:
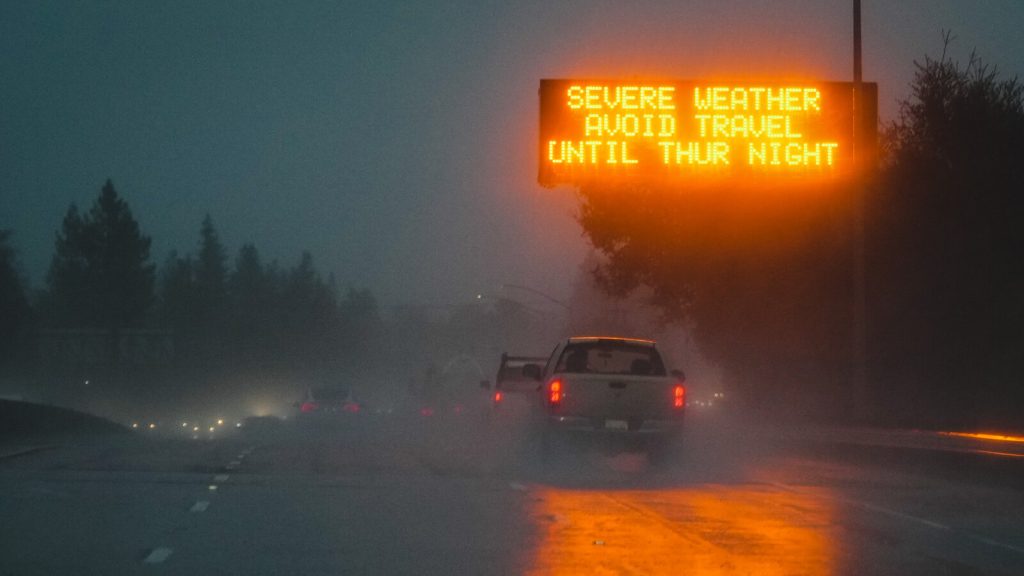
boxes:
[559,374,675,421]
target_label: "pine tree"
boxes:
[47,179,154,330]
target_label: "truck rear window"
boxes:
[497,360,541,383]
[554,342,666,376]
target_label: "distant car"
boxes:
[408,362,491,421]
[240,415,284,434]
[297,386,361,416]
[522,336,686,456]
[412,387,483,420]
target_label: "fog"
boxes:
[4,5,1024,575]
[3,2,1024,432]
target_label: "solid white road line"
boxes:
[771,482,951,530]
[143,547,173,564]
[190,500,210,512]
[854,500,951,530]
[973,449,1024,458]
[0,445,53,460]
[966,534,1024,555]
[772,482,1024,556]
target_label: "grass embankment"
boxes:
[0,399,126,440]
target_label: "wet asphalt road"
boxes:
[2,407,1023,575]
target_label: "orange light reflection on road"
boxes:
[527,484,834,575]
[939,432,1024,444]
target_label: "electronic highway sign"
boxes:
[538,79,876,187]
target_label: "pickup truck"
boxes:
[523,336,686,454]
[493,353,550,399]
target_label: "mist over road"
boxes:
[2,411,1022,575]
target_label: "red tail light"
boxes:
[300,402,318,413]
[493,391,503,403]
[419,407,434,417]
[673,384,686,409]
[548,380,562,406]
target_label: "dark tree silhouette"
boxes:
[157,232,383,371]
[190,215,229,364]
[281,251,339,362]
[195,215,227,318]
[869,46,1024,426]
[45,204,89,327]
[159,250,195,341]
[47,179,155,331]
[575,172,854,416]
[337,285,381,366]
[0,230,31,367]
[227,243,266,360]
[230,244,264,311]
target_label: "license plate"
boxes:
[604,419,628,430]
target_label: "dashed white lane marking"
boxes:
[213,474,229,482]
[190,500,210,513]
[143,547,173,564]
[509,482,528,491]
[208,485,218,491]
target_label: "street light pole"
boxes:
[854,0,862,83]
[852,0,868,420]
[501,283,571,312]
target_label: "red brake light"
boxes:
[673,384,685,409]
[494,391,503,403]
[419,407,434,417]
[300,402,318,413]
[548,380,562,406]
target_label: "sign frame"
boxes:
[538,79,877,188]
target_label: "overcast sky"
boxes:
[2,1,1023,309]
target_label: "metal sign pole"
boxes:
[852,0,868,420]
